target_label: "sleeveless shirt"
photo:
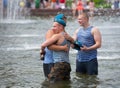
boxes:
[76,26,97,62]
[53,32,71,63]
[43,47,54,63]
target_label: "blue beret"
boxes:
[54,18,66,27]
[54,14,65,19]
[54,14,66,27]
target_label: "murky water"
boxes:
[0,16,120,88]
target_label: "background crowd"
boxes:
[2,0,120,10]
[1,0,120,18]
[14,0,94,10]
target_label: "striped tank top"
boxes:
[76,26,97,62]
[53,32,71,63]
[44,47,54,63]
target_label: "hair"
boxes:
[80,12,89,20]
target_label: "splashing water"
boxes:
[0,0,27,20]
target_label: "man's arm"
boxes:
[48,44,69,52]
[73,28,79,41]
[91,27,101,49]
[46,29,54,39]
[46,30,68,51]
[41,34,59,50]
[40,29,54,54]
[64,28,79,43]
[64,33,75,43]
[62,29,82,50]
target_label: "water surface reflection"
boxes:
[0,16,120,88]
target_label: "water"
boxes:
[0,0,26,20]
[0,16,120,88]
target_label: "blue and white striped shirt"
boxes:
[76,26,97,62]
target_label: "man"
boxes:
[3,0,8,17]
[40,14,69,80]
[76,0,84,16]
[65,12,101,75]
[59,0,66,9]
[41,18,71,82]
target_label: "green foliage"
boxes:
[93,0,111,8]
[66,0,73,8]
[102,3,111,8]
[93,0,105,5]
[95,4,111,8]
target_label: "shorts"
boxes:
[48,62,71,82]
[76,58,98,75]
[43,63,54,78]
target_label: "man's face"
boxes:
[52,22,61,34]
[77,15,87,26]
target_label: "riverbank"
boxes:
[30,8,120,17]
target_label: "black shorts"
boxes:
[43,63,54,78]
[76,58,98,75]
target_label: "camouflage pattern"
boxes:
[48,62,71,81]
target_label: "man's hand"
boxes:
[64,33,70,40]
[40,49,45,55]
[62,44,69,52]
[80,45,88,51]
[40,49,46,60]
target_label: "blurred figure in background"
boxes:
[59,0,66,9]
[89,0,95,17]
[19,0,25,16]
[3,0,8,18]
[71,0,76,18]
[114,0,119,9]
[76,0,84,16]
[40,0,45,9]
[44,0,51,9]
[56,0,60,9]
[51,0,56,9]
[119,0,120,9]
[30,0,35,9]
[25,0,31,16]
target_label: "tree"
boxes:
[94,0,105,5]
[93,0,107,8]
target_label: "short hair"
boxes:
[80,12,89,20]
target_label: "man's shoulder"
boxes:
[91,26,100,34]
[47,29,54,33]
[76,27,81,32]
[92,26,99,31]
[46,29,54,35]
[52,32,63,38]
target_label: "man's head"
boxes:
[52,13,67,33]
[52,22,64,34]
[77,12,89,27]
[54,13,66,27]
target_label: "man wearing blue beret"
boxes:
[41,14,71,82]
[40,13,71,82]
